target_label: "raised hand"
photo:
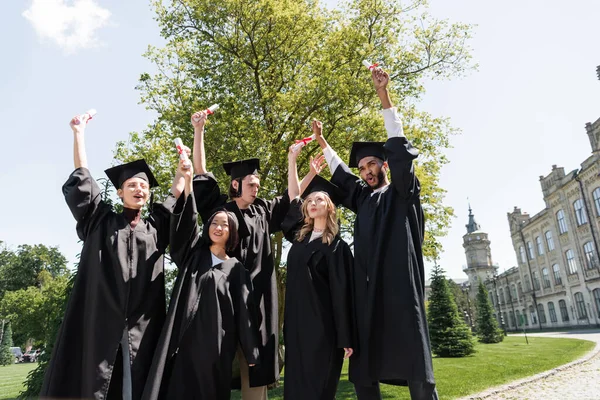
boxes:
[344,347,353,359]
[309,154,326,176]
[70,114,89,135]
[311,119,323,139]
[191,110,207,130]
[288,143,302,163]
[371,67,390,92]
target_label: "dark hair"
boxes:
[204,210,239,252]
[228,178,243,199]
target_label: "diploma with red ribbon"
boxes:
[193,104,219,122]
[174,138,191,169]
[362,60,379,70]
[291,133,316,152]
[73,109,97,125]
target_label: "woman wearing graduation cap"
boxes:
[141,156,260,400]
[41,114,182,400]
[279,145,355,400]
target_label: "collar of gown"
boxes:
[122,207,142,228]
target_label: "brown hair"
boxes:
[296,192,339,245]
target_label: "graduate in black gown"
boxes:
[314,68,438,400]
[280,144,355,400]
[41,113,183,400]
[190,109,315,398]
[142,157,260,400]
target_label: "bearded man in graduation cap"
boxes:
[41,114,185,400]
[190,110,318,399]
[313,67,438,400]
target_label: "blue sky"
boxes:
[1,0,599,281]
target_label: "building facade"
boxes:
[483,116,600,331]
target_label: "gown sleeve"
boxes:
[262,191,291,234]
[280,198,304,243]
[62,167,110,241]
[233,261,261,365]
[148,194,178,252]
[192,173,228,223]
[327,239,355,349]
[383,137,420,201]
[169,192,203,267]
[330,164,369,214]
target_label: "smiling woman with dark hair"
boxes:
[142,157,259,400]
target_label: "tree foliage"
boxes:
[0,321,14,366]
[427,264,475,357]
[475,281,504,344]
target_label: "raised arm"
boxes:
[170,158,203,267]
[191,110,208,175]
[287,144,301,200]
[70,114,89,169]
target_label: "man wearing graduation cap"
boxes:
[41,114,183,400]
[314,68,438,399]
[191,110,299,399]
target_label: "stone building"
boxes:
[482,115,600,331]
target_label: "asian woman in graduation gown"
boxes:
[142,158,260,400]
[41,114,182,400]
[280,146,355,400]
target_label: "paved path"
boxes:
[460,330,600,400]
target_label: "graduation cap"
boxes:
[222,158,260,180]
[301,175,344,206]
[348,141,386,168]
[104,159,159,189]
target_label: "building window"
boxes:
[583,242,596,270]
[574,199,588,225]
[517,282,523,297]
[511,285,517,301]
[499,288,505,305]
[542,267,551,288]
[536,236,544,255]
[548,302,557,323]
[527,242,535,259]
[532,271,541,290]
[574,292,587,320]
[537,303,547,324]
[522,309,529,326]
[516,309,522,327]
[593,188,600,216]
[524,276,531,292]
[509,311,516,327]
[545,230,555,251]
[557,209,568,234]
[552,264,563,285]
[566,250,578,274]
[559,299,569,322]
[519,246,527,263]
[593,289,600,318]
[529,305,537,324]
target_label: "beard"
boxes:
[366,170,387,189]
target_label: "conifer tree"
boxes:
[475,281,504,343]
[427,264,475,357]
[0,321,15,366]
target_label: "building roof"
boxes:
[466,204,481,234]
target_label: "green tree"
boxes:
[447,279,476,329]
[0,244,69,298]
[475,281,504,344]
[0,321,14,366]
[427,264,475,357]
[117,0,475,329]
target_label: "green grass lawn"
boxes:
[0,363,37,400]
[231,336,595,400]
[0,337,594,400]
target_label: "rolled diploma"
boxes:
[174,138,191,169]
[73,108,97,125]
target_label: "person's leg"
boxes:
[237,346,268,400]
[407,380,438,400]
[354,381,382,400]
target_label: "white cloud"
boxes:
[23,0,111,54]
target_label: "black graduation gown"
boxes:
[41,167,171,400]
[280,200,355,400]
[330,137,435,386]
[192,173,289,386]
[141,193,260,400]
